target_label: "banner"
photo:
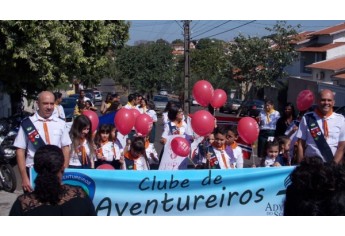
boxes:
[31,167,294,216]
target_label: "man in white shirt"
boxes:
[13,91,72,192]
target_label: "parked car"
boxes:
[93,90,102,102]
[220,98,242,114]
[239,99,265,117]
[159,89,168,96]
[61,97,77,131]
[153,95,169,113]
[335,106,345,117]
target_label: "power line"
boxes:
[191,20,232,39]
[193,20,256,40]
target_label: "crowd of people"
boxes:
[9,88,345,215]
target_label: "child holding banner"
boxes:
[260,139,280,167]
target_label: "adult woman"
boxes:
[275,102,296,137]
[9,145,96,216]
[100,93,113,114]
[257,100,280,158]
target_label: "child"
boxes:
[94,124,116,169]
[275,136,291,166]
[69,114,96,169]
[260,139,280,167]
[192,132,215,168]
[111,125,124,169]
[144,135,159,169]
[202,126,236,169]
[123,136,150,170]
[226,126,244,168]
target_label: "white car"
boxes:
[93,91,102,102]
[159,89,168,96]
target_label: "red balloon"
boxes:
[82,110,99,133]
[296,90,314,111]
[191,110,215,136]
[96,164,114,170]
[210,89,227,108]
[134,114,153,136]
[114,108,135,135]
[237,117,259,144]
[131,109,140,121]
[171,137,191,157]
[192,80,214,107]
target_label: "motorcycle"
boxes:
[0,145,17,192]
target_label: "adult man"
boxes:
[296,89,345,163]
[13,91,71,192]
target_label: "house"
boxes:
[287,22,345,107]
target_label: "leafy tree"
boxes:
[228,21,299,101]
[0,20,129,110]
[115,40,175,98]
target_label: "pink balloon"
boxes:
[114,108,135,135]
[134,113,153,136]
[296,90,314,111]
[96,164,115,170]
[191,110,215,136]
[82,110,99,133]
[210,89,227,108]
[192,80,214,107]
[237,117,259,144]
[131,109,140,121]
[171,137,191,157]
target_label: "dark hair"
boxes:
[106,101,121,113]
[94,124,113,147]
[85,100,93,107]
[265,100,274,106]
[283,102,296,119]
[284,156,345,216]
[167,106,181,121]
[213,126,227,136]
[53,92,62,101]
[147,100,155,110]
[163,101,176,112]
[69,115,95,156]
[131,137,145,154]
[228,125,238,136]
[34,145,64,205]
[127,94,136,103]
[105,93,113,103]
[265,139,279,151]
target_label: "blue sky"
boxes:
[127,20,345,46]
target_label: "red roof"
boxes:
[290,31,313,44]
[297,42,345,52]
[309,22,345,36]
[306,56,345,71]
[332,73,345,80]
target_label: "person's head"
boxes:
[85,100,93,110]
[136,94,143,105]
[168,106,183,122]
[127,93,136,105]
[317,89,335,115]
[163,101,176,112]
[277,135,291,156]
[105,93,113,103]
[34,145,65,204]
[226,126,239,146]
[147,101,155,110]
[140,98,148,108]
[207,133,215,144]
[95,124,113,145]
[112,93,120,102]
[70,114,92,140]
[283,102,295,118]
[77,100,86,113]
[284,156,345,216]
[37,91,55,119]
[79,90,86,99]
[264,100,274,113]
[53,92,63,105]
[130,136,146,159]
[213,126,227,148]
[107,101,122,112]
[265,139,279,159]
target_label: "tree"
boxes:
[190,38,232,91]
[115,40,175,98]
[228,21,299,101]
[0,20,130,110]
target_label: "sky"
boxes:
[127,20,345,45]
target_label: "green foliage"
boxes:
[228,21,299,100]
[115,41,175,95]
[0,20,130,99]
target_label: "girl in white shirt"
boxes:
[94,124,116,169]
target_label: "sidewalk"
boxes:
[0,190,21,216]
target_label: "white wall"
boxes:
[327,45,345,59]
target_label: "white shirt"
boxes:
[98,141,115,162]
[14,113,72,167]
[145,143,158,164]
[161,121,188,140]
[264,157,276,167]
[232,145,244,168]
[296,111,345,161]
[259,110,280,130]
[208,148,232,169]
[123,155,149,170]
[69,139,94,167]
[52,104,65,119]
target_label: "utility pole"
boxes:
[183,20,191,114]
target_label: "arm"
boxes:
[334,141,345,164]
[297,138,306,163]
[61,145,70,168]
[16,148,32,192]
